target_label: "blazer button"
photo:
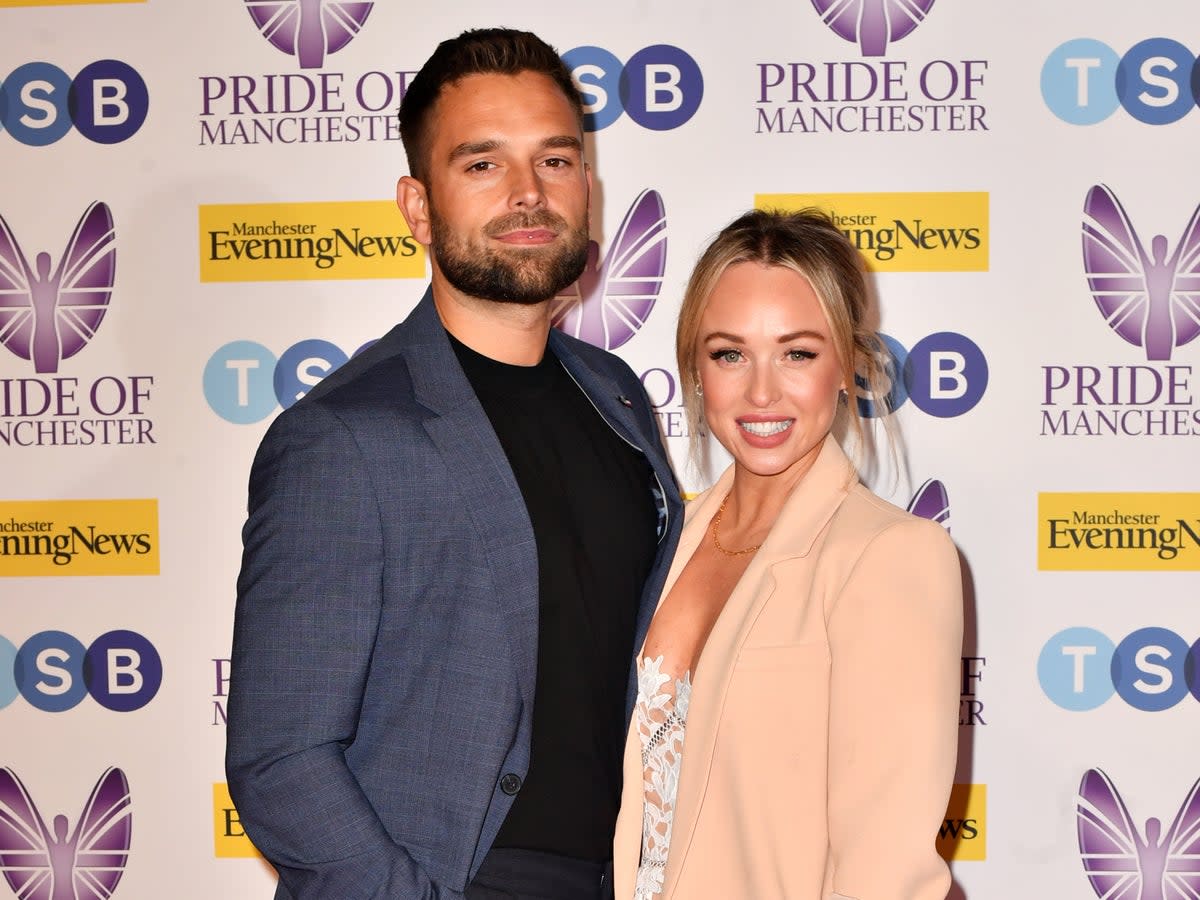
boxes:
[500,773,522,795]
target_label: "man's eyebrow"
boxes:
[447,139,502,163]
[446,135,583,164]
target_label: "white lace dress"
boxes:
[634,655,692,900]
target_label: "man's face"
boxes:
[409,70,591,305]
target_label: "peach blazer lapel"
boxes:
[658,436,857,899]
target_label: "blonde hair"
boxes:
[676,207,892,465]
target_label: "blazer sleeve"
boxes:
[224,402,464,900]
[824,517,963,900]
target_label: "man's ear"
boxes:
[396,175,432,246]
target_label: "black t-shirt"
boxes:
[450,333,658,862]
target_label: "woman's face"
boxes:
[696,262,845,483]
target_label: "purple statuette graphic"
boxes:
[0,202,115,375]
[552,189,667,351]
[244,0,374,70]
[0,767,132,900]
[1082,184,1200,362]
[906,478,950,531]
[1076,768,1200,900]
[810,0,936,57]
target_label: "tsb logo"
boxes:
[563,45,703,131]
[0,630,162,712]
[0,61,149,145]
[204,338,373,423]
[1042,38,1200,125]
[1038,626,1200,711]
[857,331,989,419]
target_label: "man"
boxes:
[225,28,682,900]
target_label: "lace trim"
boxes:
[633,655,691,900]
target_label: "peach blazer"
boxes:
[613,436,963,900]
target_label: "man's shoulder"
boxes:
[551,328,638,383]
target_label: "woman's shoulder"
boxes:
[831,482,955,554]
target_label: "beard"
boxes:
[429,205,589,305]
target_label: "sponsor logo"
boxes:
[212,657,230,725]
[959,656,986,726]
[213,783,264,859]
[199,6,413,148]
[0,767,131,898]
[1,0,145,5]
[1041,186,1200,438]
[1043,39,1200,126]
[855,331,988,419]
[938,783,985,861]
[0,499,157,576]
[907,478,950,529]
[1038,627,1200,711]
[1038,493,1200,571]
[199,201,423,282]
[551,189,667,350]
[0,630,162,712]
[1076,768,1200,896]
[244,0,373,70]
[0,61,148,145]
[756,5,987,136]
[204,337,372,423]
[0,203,156,449]
[564,45,703,132]
[811,0,936,57]
[0,202,115,374]
[755,192,988,272]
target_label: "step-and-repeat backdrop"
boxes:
[2,1,1197,897]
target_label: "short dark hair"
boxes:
[398,28,583,182]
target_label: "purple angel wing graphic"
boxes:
[1077,768,1200,900]
[906,478,950,531]
[1082,184,1200,362]
[810,0,936,57]
[0,767,131,900]
[0,202,115,375]
[245,0,374,69]
[551,189,667,351]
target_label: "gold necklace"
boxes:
[710,493,762,557]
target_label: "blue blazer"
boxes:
[225,289,683,900]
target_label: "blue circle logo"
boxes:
[564,45,703,132]
[1,60,149,145]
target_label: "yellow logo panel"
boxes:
[213,784,265,859]
[938,783,986,861]
[1038,493,1200,571]
[754,192,988,272]
[0,499,158,576]
[199,201,425,282]
[0,0,144,5]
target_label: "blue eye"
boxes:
[709,348,742,363]
[787,349,817,361]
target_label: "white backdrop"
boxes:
[2,1,1198,897]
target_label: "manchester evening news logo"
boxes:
[0,767,132,899]
[755,192,987,272]
[213,783,264,858]
[551,189,666,351]
[1076,769,1200,897]
[937,783,985,862]
[0,499,158,576]
[244,0,373,70]
[1038,493,1200,571]
[1039,186,1200,438]
[755,4,987,136]
[198,201,423,281]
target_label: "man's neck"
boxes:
[431,277,553,366]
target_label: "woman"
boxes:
[613,209,963,900]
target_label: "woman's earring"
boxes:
[695,383,703,397]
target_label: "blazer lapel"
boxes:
[400,291,541,710]
[662,436,857,898]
